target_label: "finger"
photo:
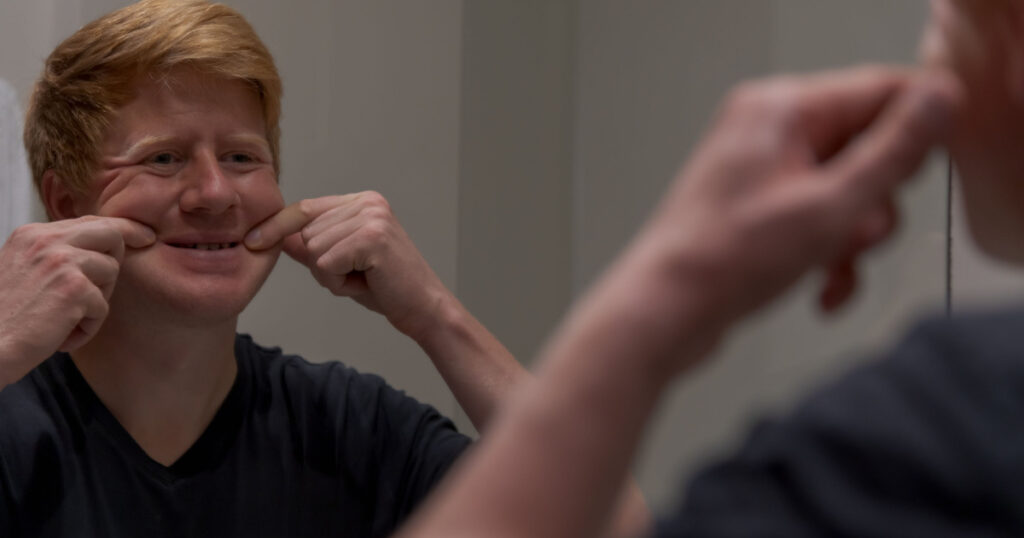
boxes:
[282,232,314,267]
[316,237,360,278]
[790,66,914,160]
[245,194,360,250]
[827,71,962,204]
[67,218,156,259]
[819,260,858,313]
[302,201,367,241]
[78,251,121,301]
[850,199,898,251]
[58,285,108,352]
[304,216,364,259]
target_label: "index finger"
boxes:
[789,66,914,160]
[828,70,961,202]
[68,217,156,255]
[245,195,357,250]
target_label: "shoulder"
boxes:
[234,333,464,434]
[0,356,72,441]
[235,333,401,405]
[660,307,1024,536]
[0,357,75,516]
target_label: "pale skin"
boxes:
[395,66,963,538]
[0,68,647,536]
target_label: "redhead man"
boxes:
[0,1,652,537]
[399,1,1024,536]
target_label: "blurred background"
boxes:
[3,0,1024,513]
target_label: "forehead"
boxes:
[103,68,267,149]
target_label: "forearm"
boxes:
[399,252,720,538]
[412,294,529,432]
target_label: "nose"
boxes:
[179,152,240,214]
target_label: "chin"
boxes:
[113,247,280,327]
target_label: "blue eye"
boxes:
[149,152,177,165]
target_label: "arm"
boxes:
[245,192,651,537]
[394,66,961,538]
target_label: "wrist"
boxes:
[404,290,468,349]
[593,237,731,379]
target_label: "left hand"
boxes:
[245,191,452,339]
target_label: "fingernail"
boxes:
[245,228,262,248]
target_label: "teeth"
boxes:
[178,243,237,250]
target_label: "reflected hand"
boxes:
[245,192,453,340]
[613,67,960,372]
[0,216,155,386]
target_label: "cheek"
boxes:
[87,172,177,226]
[242,177,285,224]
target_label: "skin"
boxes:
[396,67,962,538]
[921,0,1024,263]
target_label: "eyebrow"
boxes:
[117,135,177,158]
[115,133,271,158]
[223,133,272,154]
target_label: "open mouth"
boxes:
[168,242,240,251]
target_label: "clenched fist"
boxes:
[245,191,454,340]
[0,216,155,387]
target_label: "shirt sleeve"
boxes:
[655,314,1024,537]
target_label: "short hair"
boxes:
[24,0,282,199]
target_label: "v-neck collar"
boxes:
[55,335,251,485]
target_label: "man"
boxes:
[0,1,649,536]
[398,1,1024,536]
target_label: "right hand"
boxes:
[605,67,961,375]
[0,216,154,386]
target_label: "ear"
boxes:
[41,170,83,221]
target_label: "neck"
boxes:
[71,301,239,466]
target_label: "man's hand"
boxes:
[245,191,452,340]
[611,67,961,375]
[0,216,155,386]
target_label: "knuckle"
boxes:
[360,191,391,211]
[725,77,798,122]
[314,255,334,274]
[359,220,390,243]
[724,80,769,116]
[300,225,316,243]
[297,198,318,219]
[360,203,393,222]
[39,247,74,272]
[55,270,91,300]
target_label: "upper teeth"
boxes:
[183,243,236,250]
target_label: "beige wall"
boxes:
[3,0,1016,516]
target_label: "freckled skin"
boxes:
[75,70,285,326]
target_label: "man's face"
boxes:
[922,0,1024,263]
[77,68,284,324]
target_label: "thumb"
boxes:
[245,202,313,251]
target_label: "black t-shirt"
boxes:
[656,309,1024,537]
[0,334,471,537]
